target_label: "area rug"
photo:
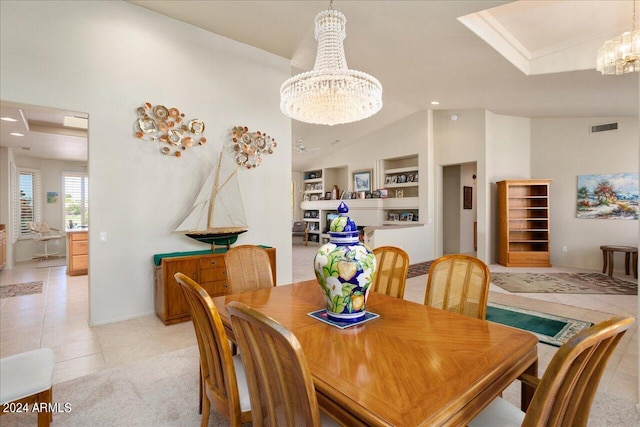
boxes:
[486,302,593,347]
[491,272,637,295]
[0,281,43,298]
[407,260,434,278]
[0,346,231,427]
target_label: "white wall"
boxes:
[485,111,531,264]
[0,147,14,267]
[531,117,638,272]
[434,110,488,260]
[460,162,476,253]
[10,156,87,262]
[0,1,292,324]
[443,165,460,253]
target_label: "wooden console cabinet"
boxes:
[497,180,551,267]
[67,230,88,275]
[154,248,276,325]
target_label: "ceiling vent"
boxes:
[590,122,618,133]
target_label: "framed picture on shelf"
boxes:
[379,189,389,198]
[310,195,319,201]
[407,174,414,182]
[391,175,397,183]
[397,174,407,183]
[413,172,419,182]
[407,213,414,221]
[303,194,310,201]
[400,212,409,221]
[325,191,332,200]
[396,189,404,198]
[372,190,380,198]
[385,176,391,185]
[463,186,472,209]
[389,213,399,221]
[353,169,372,192]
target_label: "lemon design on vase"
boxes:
[314,201,376,322]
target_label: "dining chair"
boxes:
[292,221,309,246]
[227,301,338,427]
[372,246,409,298]
[224,245,275,294]
[424,254,490,319]
[0,348,55,427]
[469,315,635,427]
[174,273,251,427]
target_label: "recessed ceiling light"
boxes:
[1,117,17,122]
[10,132,24,136]
[430,101,440,105]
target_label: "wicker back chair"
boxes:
[224,245,275,294]
[372,246,410,299]
[424,254,490,319]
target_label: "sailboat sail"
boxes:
[175,151,248,246]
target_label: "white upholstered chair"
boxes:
[0,348,55,426]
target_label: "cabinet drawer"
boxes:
[70,232,87,241]
[72,240,88,255]
[201,280,229,297]
[199,257,223,270]
[200,267,226,282]
[508,252,550,266]
[72,254,88,270]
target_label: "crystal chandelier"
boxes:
[280,1,382,126]
[596,0,640,75]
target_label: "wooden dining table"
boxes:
[212,280,538,427]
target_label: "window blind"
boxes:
[63,172,88,228]
[13,168,42,239]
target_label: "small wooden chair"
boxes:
[0,348,55,427]
[469,315,635,427]
[372,246,410,299]
[227,301,338,426]
[292,221,309,246]
[174,273,251,427]
[224,245,275,294]
[424,254,490,319]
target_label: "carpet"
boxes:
[0,346,230,427]
[491,272,637,295]
[407,260,434,278]
[0,281,43,299]
[486,302,593,347]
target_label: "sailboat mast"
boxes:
[207,151,224,230]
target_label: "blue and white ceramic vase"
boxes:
[314,201,376,322]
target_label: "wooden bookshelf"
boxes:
[497,179,551,267]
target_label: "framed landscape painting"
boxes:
[576,173,638,219]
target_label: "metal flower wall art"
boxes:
[134,102,207,157]
[230,125,277,169]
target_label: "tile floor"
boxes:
[1,247,638,404]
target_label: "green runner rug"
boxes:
[486,302,593,347]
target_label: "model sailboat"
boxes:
[175,150,248,249]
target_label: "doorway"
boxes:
[442,162,476,255]
[0,100,89,269]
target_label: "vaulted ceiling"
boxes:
[2,1,637,169]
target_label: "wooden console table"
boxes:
[153,247,276,325]
[600,245,638,279]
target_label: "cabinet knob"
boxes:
[210,260,216,266]
[224,284,228,288]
